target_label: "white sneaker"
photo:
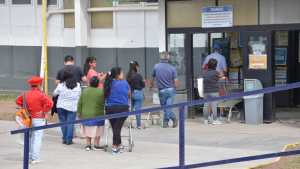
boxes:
[219,117,227,122]
[204,120,212,125]
[30,160,41,164]
[212,120,223,125]
[208,116,213,124]
[112,147,121,155]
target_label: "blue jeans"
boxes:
[132,90,144,127]
[57,108,76,144]
[159,88,176,122]
[30,118,46,161]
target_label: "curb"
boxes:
[247,141,300,169]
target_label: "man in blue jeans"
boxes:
[151,52,179,128]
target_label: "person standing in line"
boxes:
[127,61,145,129]
[83,56,106,89]
[53,55,86,117]
[104,67,130,155]
[202,43,227,75]
[150,52,179,128]
[56,55,86,85]
[16,76,53,164]
[203,59,225,125]
[202,43,228,121]
[77,76,105,151]
[53,68,81,145]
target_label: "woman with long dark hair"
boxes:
[104,67,130,155]
[127,61,145,129]
[53,68,81,145]
[83,56,106,88]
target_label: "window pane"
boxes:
[91,12,113,28]
[0,0,5,4]
[37,0,57,5]
[118,0,158,3]
[64,0,74,9]
[168,34,186,90]
[12,0,31,4]
[64,13,75,28]
[90,0,113,7]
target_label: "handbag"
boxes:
[15,94,32,128]
[51,95,59,116]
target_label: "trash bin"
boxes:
[243,79,264,125]
[244,94,263,124]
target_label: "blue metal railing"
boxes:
[11,81,300,169]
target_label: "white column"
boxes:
[74,0,89,46]
[74,0,89,65]
[158,0,166,52]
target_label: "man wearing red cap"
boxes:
[16,76,53,164]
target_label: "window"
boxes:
[12,0,31,4]
[64,0,74,9]
[64,0,74,28]
[118,0,158,5]
[37,0,57,5]
[64,13,75,28]
[91,12,113,29]
[90,0,113,29]
[90,0,113,7]
[0,0,5,4]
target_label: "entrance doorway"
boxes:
[167,27,300,120]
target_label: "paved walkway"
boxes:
[1,119,300,169]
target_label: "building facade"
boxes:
[166,0,300,121]
[0,0,161,91]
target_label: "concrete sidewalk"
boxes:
[1,119,300,169]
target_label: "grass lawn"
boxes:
[0,91,20,121]
[0,91,19,101]
[253,145,300,169]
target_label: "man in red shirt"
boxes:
[16,76,53,164]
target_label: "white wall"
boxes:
[260,0,300,25]
[0,2,159,48]
[0,1,73,47]
[0,4,10,45]
[89,10,159,48]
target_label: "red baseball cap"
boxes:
[27,76,43,85]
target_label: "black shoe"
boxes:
[172,118,178,128]
[65,141,73,145]
[85,145,92,151]
[62,140,67,144]
[94,145,105,150]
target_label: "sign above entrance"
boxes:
[202,6,233,28]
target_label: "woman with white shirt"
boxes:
[53,68,81,145]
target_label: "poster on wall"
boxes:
[248,36,268,69]
[202,6,233,28]
[275,48,287,65]
[249,54,267,69]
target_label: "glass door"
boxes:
[192,33,209,99]
[168,34,186,91]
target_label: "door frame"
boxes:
[242,31,274,122]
